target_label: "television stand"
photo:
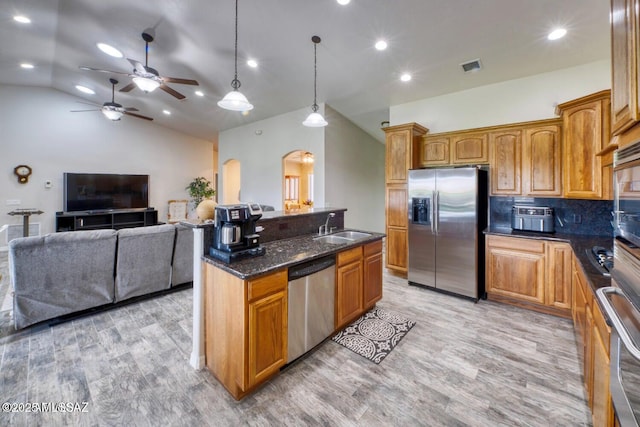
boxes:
[55,208,158,232]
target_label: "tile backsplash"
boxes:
[490,197,613,236]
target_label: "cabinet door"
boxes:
[572,257,588,358]
[363,241,383,309]
[386,185,408,272]
[489,130,522,195]
[486,236,545,304]
[451,133,488,164]
[386,130,412,183]
[248,289,287,387]
[523,125,562,196]
[545,242,572,310]
[562,100,604,199]
[336,260,363,328]
[611,0,639,135]
[585,305,595,409]
[421,136,450,166]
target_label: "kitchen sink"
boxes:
[331,231,372,240]
[313,235,352,244]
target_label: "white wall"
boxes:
[0,85,214,242]
[324,106,385,233]
[218,105,326,209]
[390,59,611,132]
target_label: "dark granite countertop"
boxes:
[484,226,612,292]
[203,229,385,280]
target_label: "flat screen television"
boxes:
[64,173,149,212]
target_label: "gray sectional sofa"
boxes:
[8,223,194,329]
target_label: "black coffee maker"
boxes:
[210,203,266,263]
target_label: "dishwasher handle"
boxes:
[288,255,336,281]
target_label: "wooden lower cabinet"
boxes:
[363,240,383,309]
[336,247,364,329]
[204,265,287,400]
[336,240,384,329]
[485,235,571,317]
[571,253,614,427]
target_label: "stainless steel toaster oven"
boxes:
[511,205,554,233]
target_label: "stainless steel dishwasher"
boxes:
[287,254,336,363]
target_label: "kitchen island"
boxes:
[202,229,385,400]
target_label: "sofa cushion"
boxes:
[9,229,117,329]
[171,224,194,287]
[115,224,176,302]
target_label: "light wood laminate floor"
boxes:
[0,260,590,426]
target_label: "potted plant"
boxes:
[186,177,216,220]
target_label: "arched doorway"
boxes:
[222,159,241,204]
[282,150,314,211]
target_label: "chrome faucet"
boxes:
[319,212,335,235]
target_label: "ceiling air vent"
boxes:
[461,59,482,73]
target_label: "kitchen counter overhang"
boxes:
[202,228,385,280]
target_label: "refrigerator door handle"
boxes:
[434,191,440,234]
[431,191,436,233]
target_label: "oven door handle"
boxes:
[596,287,640,360]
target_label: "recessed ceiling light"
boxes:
[20,63,34,69]
[247,59,258,68]
[400,73,412,82]
[13,15,31,24]
[195,90,204,97]
[75,85,95,95]
[162,110,171,115]
[548,28,567,40]
[337,0,351,5]
[96,43,123,58]
[375,40,388,51]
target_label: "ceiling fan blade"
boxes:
[123,107,140,112]
[119,82,137,93]
[124,111,154,121]
[162,77,199,86]
[76,101,102,107]
[70,109,100,112]
[159,84,186,100]
[79,66,132,76]
[127,58,147,74]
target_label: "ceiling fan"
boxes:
[71,78,153,121]
[80,28,199,100]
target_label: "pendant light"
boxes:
[303,36,328,127]
[218,0,253,112]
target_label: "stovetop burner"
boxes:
[586,246,613,276]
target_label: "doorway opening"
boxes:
[282,151,314,211]
[222,159,241,204]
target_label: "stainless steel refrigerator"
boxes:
[408,167,488,300]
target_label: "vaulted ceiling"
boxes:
[1,0,610,143]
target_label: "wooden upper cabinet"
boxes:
[421,136,450,166]
[384,123,428,183]
[557,91,610,199]
[611,0,639,136]
[522,123,562,196]
[489,129,522,195]
[451,133,488,164]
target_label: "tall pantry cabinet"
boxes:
[383,123,428,275]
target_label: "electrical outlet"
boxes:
[6,199,20,206]
[44,180,53,189]
[573,214,582,224]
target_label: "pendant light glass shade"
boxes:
[218,0,253,112]
[303,36,327,127]
[132,76,160,93]
[218,88,254,111]
[303,111,328,127]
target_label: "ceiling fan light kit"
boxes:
[102,107,124,121]
[71,78,153,122]
[218,0,253,112]
[303,35,328,128]
[132,76,161,93]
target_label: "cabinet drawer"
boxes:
[338,246,363,266]
[487,235,545,253]
[248,270,287,302]
[364,239,383,257]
